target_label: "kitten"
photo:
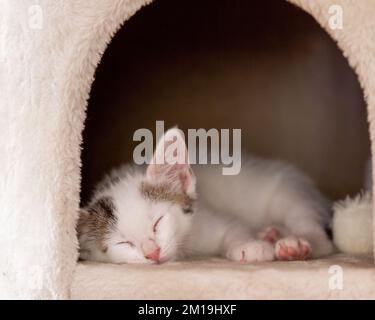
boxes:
[78,128,333,264]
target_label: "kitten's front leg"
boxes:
[226,240,275,262]
[222,223,275,263]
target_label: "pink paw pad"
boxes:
[275,236,311,261]
[258,227,281,245]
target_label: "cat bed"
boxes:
[1,0,375,299]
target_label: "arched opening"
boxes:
[77,0,371,265]
[81,0,369,206]
[70,0,375,300]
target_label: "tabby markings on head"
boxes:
[78,196,117,253]
[140,182,194,214]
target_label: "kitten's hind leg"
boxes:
[268,183,334,260]
[275,236,311,260]
[257,225,286,244]
[271,220,333,260]
[257,221,332,261]
[257,226,313,260]
[257,227,320,261]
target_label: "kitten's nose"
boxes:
[142,239,161,262]
[145,247,161,262]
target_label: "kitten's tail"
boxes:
[333,192,373,255]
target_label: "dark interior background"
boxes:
[81,0,370,204]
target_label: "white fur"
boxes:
[333,192,373,255]
[2,0,375,299]
[79,165,194,264]
[72,255,375,299]
[332,159,373,256]
[80,129,333,263]
[193,156,333,258]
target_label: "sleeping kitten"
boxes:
[78,128,333,264]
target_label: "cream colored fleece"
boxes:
[0,0,374,299]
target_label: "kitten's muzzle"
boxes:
[142,239,161,263]
[145,247,161,263]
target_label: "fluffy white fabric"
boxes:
[0,0,374,299]
[72,254,375,299]
[0,0,151,299]
[333,193,373,255]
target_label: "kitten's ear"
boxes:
[146,128,196,196]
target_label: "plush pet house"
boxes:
[1,0,375,299]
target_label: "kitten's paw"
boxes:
[227,240,275,263]
[257,226,282,244]
[275,236,311,261]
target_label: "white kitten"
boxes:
[78,128,333,264]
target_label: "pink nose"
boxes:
[145,247,161,262]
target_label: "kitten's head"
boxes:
[78,128,196,264]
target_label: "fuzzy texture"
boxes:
[332,160,373,256]
[78,129,333,265]
[288,0,375,258]
[333,193,373,255]
[72,254,375,300]
[1,0,375,299]
[0,0,151,299]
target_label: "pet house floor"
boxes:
[71,254,374,299]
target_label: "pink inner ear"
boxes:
[147,162,193,194]
[147,128,195,193]
[164,163,192,193]
[179,169,190,193]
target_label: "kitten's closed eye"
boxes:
[183,208,193,214]
[117,241,135,248]
[153,216,164,233]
